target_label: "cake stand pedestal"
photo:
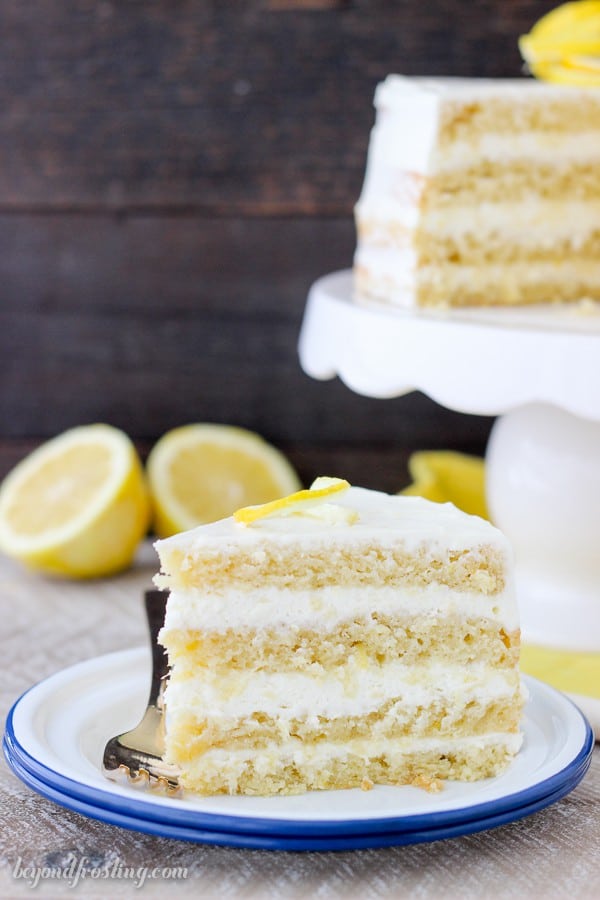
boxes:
[299,270,600,673]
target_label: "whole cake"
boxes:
[154,478,525,796]
[354,76,600,309]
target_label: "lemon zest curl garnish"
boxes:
[233,477,350,525]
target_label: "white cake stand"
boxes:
[298,270,600,657]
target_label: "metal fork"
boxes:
[102,589,182,795]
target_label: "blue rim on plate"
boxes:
[3,694,593,838]
[2,735,591,852]
[2,649,594,844]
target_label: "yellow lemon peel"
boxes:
[519,1,600,85]
[234,477,351,525]
[401,451,489,520]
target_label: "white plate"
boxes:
[3,648,593,847]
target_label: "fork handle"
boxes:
[145,589,169,707]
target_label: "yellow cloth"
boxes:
[521,644,600,699]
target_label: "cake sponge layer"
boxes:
[156,542,505,594]
[160,616,519,672]
[436,93,600,143]
[355,261,600,308]
[423,163,600,205]
[173,734,522,795]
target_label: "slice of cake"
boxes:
[354,76,600,309]
[154,478,525,796]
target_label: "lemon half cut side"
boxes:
[0,424,151,578]
[147,424,302,538]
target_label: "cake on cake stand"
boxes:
[299,270,600,728]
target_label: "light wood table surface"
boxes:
[1,547,599,899]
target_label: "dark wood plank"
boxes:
[0,1,552,213]
[0,213,354,317]
[0,438,488,497]
[1,1,526,458]
[0,213,493,451]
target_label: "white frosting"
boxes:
[374,75,597,105]
[357,198,422,231]
[163,582,518,633]
[155,486,507,559]
[357,201,600,244]
[360,123,600,183]
[433,133,600,170]
[165,660,521,720]
[175,733,524,775]
[188,732,523,774]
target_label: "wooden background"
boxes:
[0,0,553,490]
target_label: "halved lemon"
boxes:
[0,424,151,578]
[401,451,488,520]
[147,424,302,537]
[519,1,600,85]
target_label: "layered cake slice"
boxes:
[354,76,600,308]
[154,478,525,795]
